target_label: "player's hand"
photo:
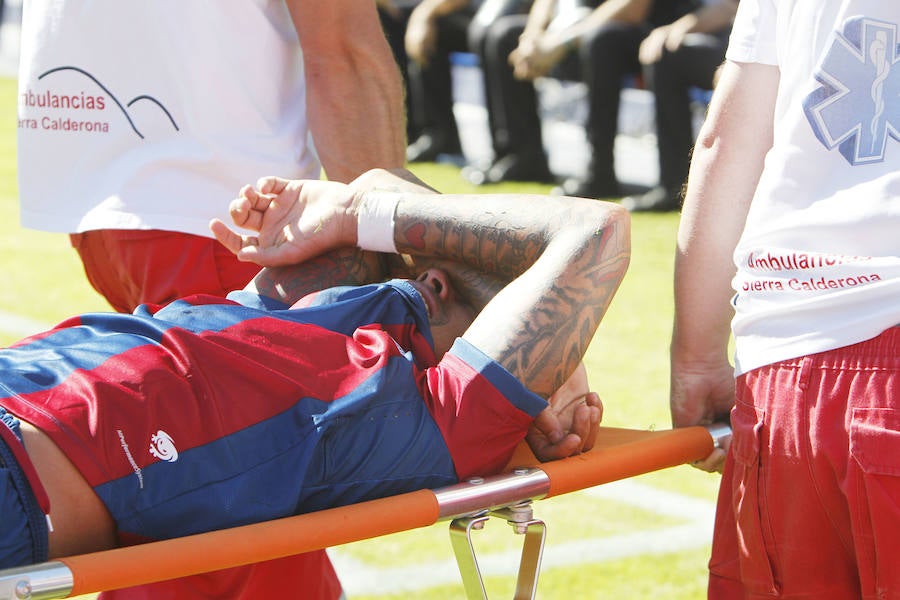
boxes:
[527,392,602,462]
[211,177,359,267]
[526,364,602,461]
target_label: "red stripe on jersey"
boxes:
[420,353,534,480]
[13,316,407,486]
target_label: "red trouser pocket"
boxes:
[728,397,778,596]
[849,407,900,597]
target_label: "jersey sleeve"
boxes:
[420,338,548,480]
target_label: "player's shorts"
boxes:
[0,407,49,568]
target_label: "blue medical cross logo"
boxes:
[804,17,900,165]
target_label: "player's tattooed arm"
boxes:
[247,248,387,305]
[470,218,629,399]
[393,193,631,399]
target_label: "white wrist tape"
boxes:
[357,191,399,253]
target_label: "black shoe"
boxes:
[460,160,493,185]
[461,154,554,185]
[551,177,622,199]
[553,176,652,200]
[621,186,681,212]
[406,133,462,163]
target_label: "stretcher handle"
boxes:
[542,423,727,498]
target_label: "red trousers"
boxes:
[70,229,262,313]
[710,327,900,599]
[71,228,343,600]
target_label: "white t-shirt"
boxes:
[726,0,900,375]
[17,0,321,238]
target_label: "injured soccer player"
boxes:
[0,168,629,569]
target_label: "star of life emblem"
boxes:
[804,17,900,165]
[149,430,179,462]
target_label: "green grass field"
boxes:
[0,75,720,598]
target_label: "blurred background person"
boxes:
[464,0,701,196]
[378,0,426,143]
[622,0,738,212]
[404,0,531,163]
[461,0,553,184]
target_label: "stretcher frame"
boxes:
[0,424,730,600]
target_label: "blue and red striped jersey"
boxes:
[0,281,546,542]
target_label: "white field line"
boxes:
[0,309,53,339]
[329,479,715,595]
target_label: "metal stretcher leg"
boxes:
[450,501,547,600]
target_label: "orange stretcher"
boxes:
[0,424,730,600]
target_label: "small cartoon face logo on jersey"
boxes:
[149,430,179,463]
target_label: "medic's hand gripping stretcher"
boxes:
[0,424,730,600]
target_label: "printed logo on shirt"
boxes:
[149,430,179,463]
[804,17,900,165]
[18,66,180,139]
[116,429,145,489]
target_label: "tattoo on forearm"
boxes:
[457,208,629,397]
[397,204,548,280]
[502,223,629,396]
[252,249,386,304]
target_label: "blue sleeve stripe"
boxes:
[448,339,547,418]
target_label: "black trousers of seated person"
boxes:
[406,0,531,159]
[643,29,730,198]
[406,8,475,155]
[379,2,422,143]
[478,14,547,167]
[481,17,652,193]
